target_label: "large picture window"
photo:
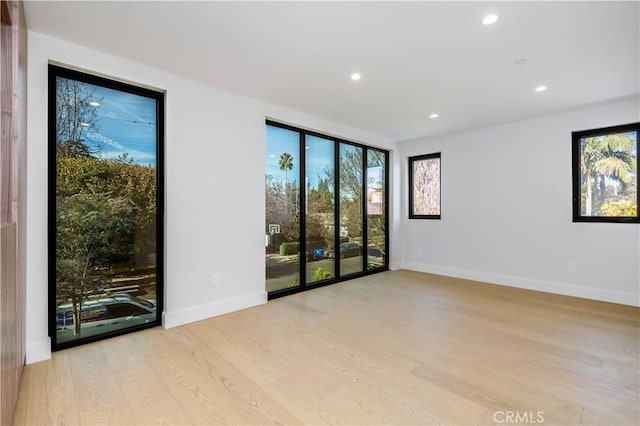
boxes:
[409,153,441,219]
[265,121,388,297]
[49,65,164,349]
[572,123,639,223]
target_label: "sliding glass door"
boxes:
[49,65,164,349]
[339,144,364,276]
[305,135,335,284]
[367,149,387,271]
[265,126,301,292]
[265,121,388,297]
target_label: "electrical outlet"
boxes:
[211,273,220,287]
[568,262,576,273]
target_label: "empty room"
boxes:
[0,1,638,425]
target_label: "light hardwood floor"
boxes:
[14,270,640,425]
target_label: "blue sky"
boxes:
[69,79,158,166]
[266,126,335,189]
[305,135,334,190]
[266,125,386,190]
[266,125,299,184]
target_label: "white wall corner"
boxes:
[403,262,640,307]
[162,291,268,329]
[26,338,51,365]
[388,260,404,271]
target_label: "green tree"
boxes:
[57,155,157,264]
[581,133,636,215]
[307,172,334,250]
[339,148,363,238]
[56,192,135,336]
[307,176,334,213]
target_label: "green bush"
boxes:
[600,200,637,216]
[280,242,300,256]
[311,267,332,282]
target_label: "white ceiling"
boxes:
[24,1,640,141]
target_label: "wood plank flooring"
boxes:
[13,270,640,425]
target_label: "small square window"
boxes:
[572,123,639,223]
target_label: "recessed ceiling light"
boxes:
[429,113,439,119]
[350,73,362,81]
[79,122,90,127]
[482,14,499,25]
[535,85,547,92]
[89,101,101,107]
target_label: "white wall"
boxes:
[26,31,397,363]
[399,98,640,307]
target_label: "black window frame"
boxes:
[265,120,390,299]
[572,123,639,223]
[408,152,442,220]
[48,64,165,350]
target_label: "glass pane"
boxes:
[55,76,159,345]
[579,131,638,217]
[367,150,386,270]
[412,155,441,216]
[339,144,364,276]
[305,135,335,284]
[265,125,301,292]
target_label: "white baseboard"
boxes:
[162,291,268,329]
[26,337,51,365]
[25,293,267,363]
[402,262,640,307]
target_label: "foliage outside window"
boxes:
[409,153,441,219]
[49,65,164,349]
[572,123,639,223]
[265,121,388,297]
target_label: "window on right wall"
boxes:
[409,152,441,219]
[572,123,639,223]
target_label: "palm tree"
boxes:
[279,152,294,186]
[278,152,295,219]
[581,133,636,215]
